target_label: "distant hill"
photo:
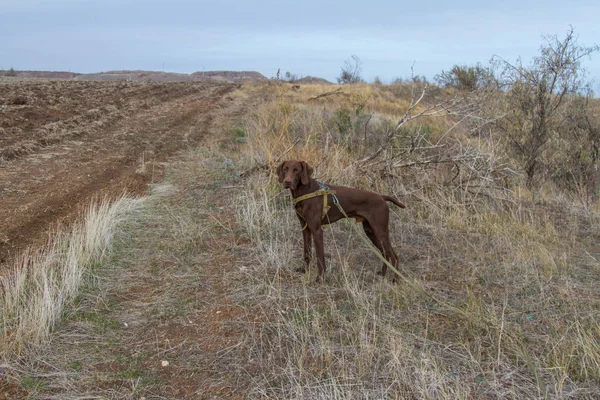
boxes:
[294,76,333,84]
[191,70,267,82]
[0,69,334,84]
[0,69,268,83]
[79,70,196,82]
[1,70,83,79]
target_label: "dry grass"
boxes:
[231,81,600,398]
[2,80,599,398]
[0,196,143,357]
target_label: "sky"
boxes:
[1,0,599,86]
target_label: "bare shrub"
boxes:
[492,27,599,188]
[285,71,300,83]
[554,91,600,206]
[337,55,364,85]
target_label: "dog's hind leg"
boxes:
[362,220,388,276]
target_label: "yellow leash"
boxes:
[329,201,404,279]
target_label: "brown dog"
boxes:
[277,160,405,282]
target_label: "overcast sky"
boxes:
[1,0,599,85]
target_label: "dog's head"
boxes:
[276,160,313,190]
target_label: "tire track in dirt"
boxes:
[0,82,238,269]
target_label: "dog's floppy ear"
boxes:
[300,161,313,185]
[276,162,285,183]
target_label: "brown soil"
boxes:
[0,80,238,268]
[0,81,267,397]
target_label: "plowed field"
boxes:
[0,79,237,267]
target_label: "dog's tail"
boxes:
[382,195,406,208]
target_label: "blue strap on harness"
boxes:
[319,182,340,205]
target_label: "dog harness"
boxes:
[292,182,341,229]
[289,180,416,293]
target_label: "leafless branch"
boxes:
[354,88,482,165]
[310,88,348,100]
[239,138,301,177]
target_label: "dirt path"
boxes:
[0,81,238,267]
[1,163,259,399]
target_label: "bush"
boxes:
[553,92,600,205]
[284,71,299,83]
[435,64,490,91]
[491,27,599,188]
[337,55,364,84]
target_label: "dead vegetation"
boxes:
[0,196,144,355]
[1,70,599,398]
[231,79,600,398]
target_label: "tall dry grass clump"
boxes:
[232,81,600,398]
[0,196,143,357]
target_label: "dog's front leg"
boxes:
[312,227,325,282]
[299,226,311,273]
